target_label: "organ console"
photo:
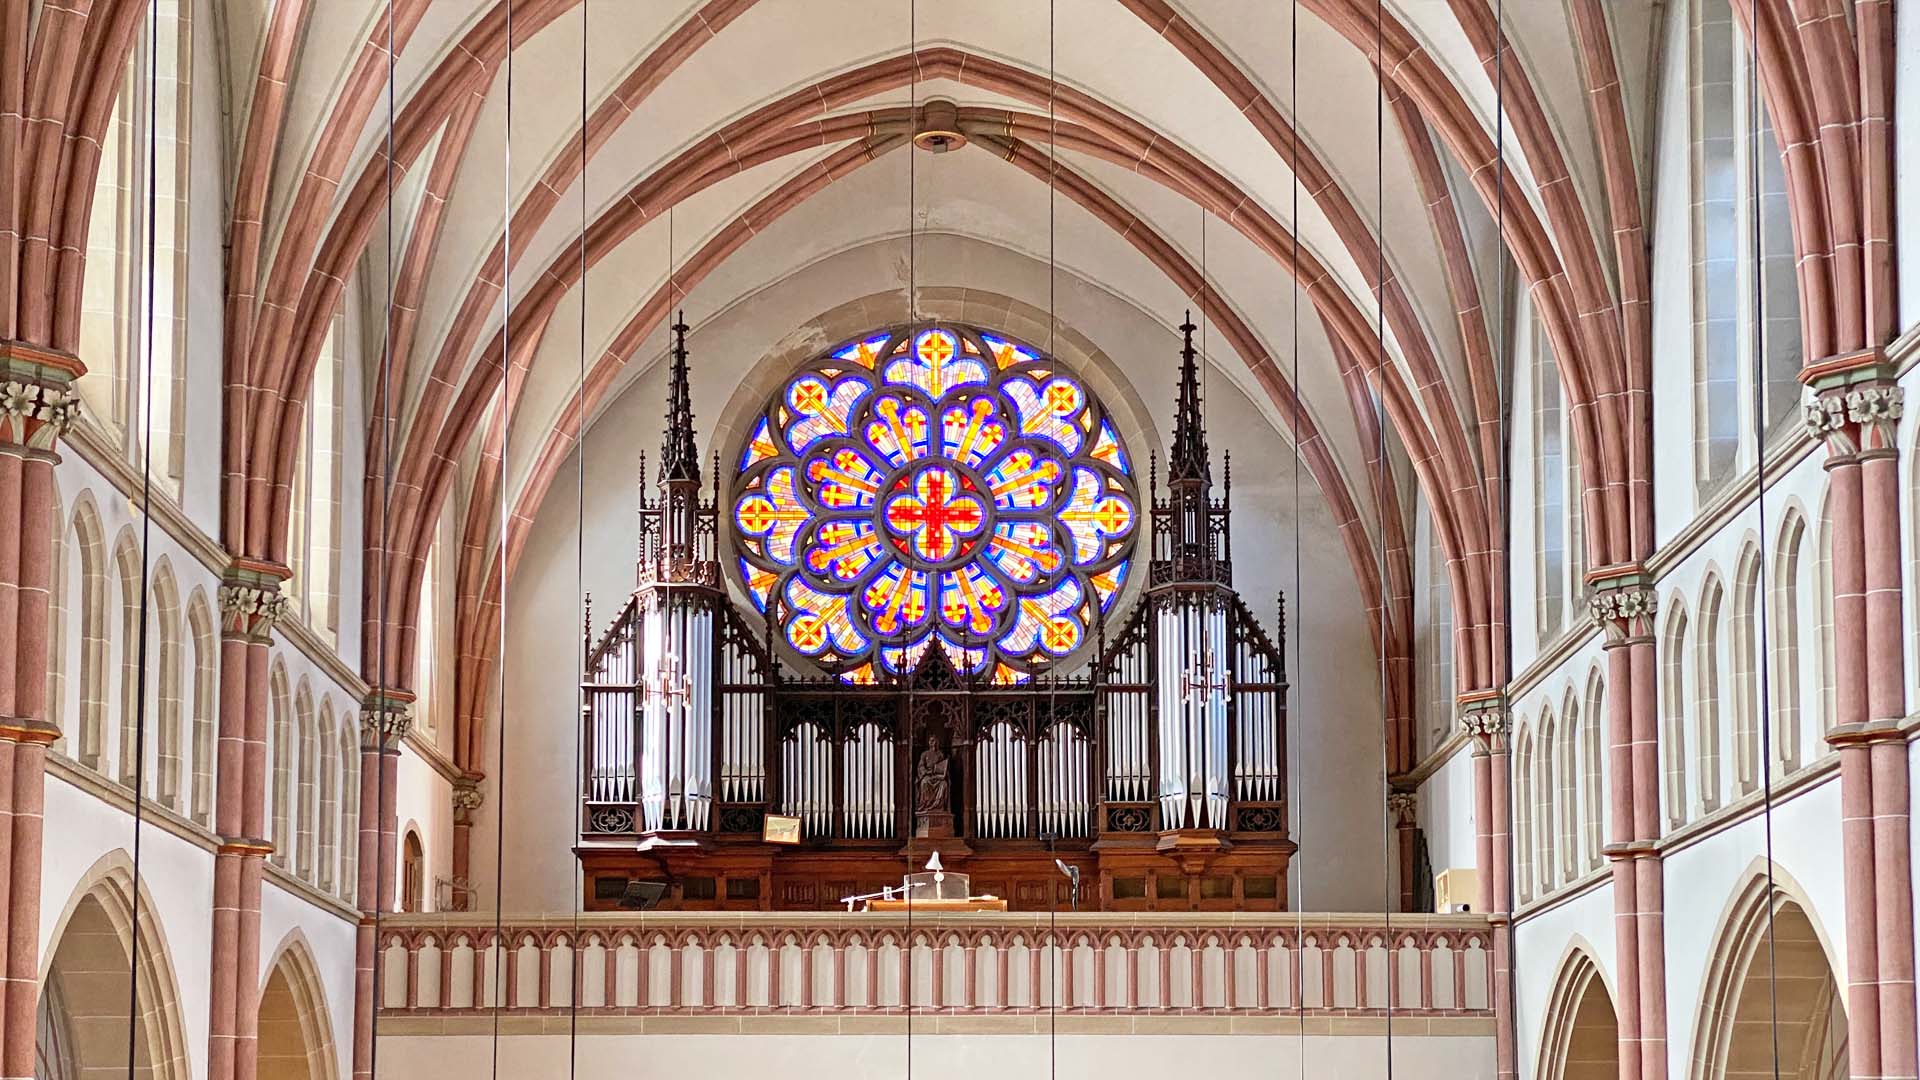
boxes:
[577,316,1293,911]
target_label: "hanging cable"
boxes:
[1045,4,1060,1074]
[1372,1,1396,1073]
[367,0,400,1073]
[902,4,918,1075]
[489,2,515,1075]
[124,2,161,1072]
[1285,0,1309,1067]
[1493,0,1524,1063]
[1742,25,1785,1080]
[568,3,590,1076]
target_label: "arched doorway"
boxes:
[35,858,188,1079]
[258,936,338,1080]
[1692,873,1846,1080]
[1539,949,1618,1080]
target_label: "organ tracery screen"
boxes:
[732,325,1138,684]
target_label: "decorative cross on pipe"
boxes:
[1180,647,1228,706]
[647,650,694,704]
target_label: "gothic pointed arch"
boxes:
[1536,943,1619,1080]
[1687,863,1847,1080]
[36,850,192,1079]
[259,931,340,1080]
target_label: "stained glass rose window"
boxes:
[732,325,1138,683]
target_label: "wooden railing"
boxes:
[374,912,1493,1018]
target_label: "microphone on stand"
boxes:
[1054,858,1081,912]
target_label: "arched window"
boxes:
[1582,672,1605,869]
[290,310,346,642]
[1771,511,1807,773]
[318,701,339,894]
[186,589,216,826]
[340,723,360,903]
[150,561,182,809]
[732,325,1137,682]
[294,681,317,879]
[1731,544,1763,794]
[1691,0,1802,497]
[1558,690,1579,879]
[413,522,445,743]
[68,501,109,769]
[75,0,192,486]
[401,830,426,914]
[1696,573,1727,812]
[269,661,292,869]
[46,490,65,732]
[1661,599,1691,829]
[1535,318,1567,642]
[112,530,143,786]
[1537,706,1558,893]
[1515,726,1535,905]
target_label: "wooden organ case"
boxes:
[577,318,1293,911]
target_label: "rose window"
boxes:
[732,325,1138,683]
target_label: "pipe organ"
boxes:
[577,318,1293,911]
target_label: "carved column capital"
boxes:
[1387,791,1418,828]
[1804,351,1901,461]
[0,341,84,453]
[1586,567,1656,645]
[218,562,290,643]
[1457,692,1509,754]
[360,690,413,751]
[451,778,485,817]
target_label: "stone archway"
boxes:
[258,935,339,1080]
[35,858,189,1079]
[1691,871,1847,1080]
[1539,948,1619,1080]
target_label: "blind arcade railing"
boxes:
[374,913,1492,1017]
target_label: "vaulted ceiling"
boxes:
[190,0,1664,699]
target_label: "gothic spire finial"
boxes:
[1169,310,1210,486]
[660,311,700,485]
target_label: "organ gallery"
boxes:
[578,316,1293,911]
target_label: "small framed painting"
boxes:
[763,814,802,845]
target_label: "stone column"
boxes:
[1388,790,1418,912]
[209,566,288,1080]
[0,341,79,1080]
[353,691,410,1080]
[1809,367,1913,1080]
[1458,694,1512,1080]
[449,778,483,912]
[1589,571,1662,1080]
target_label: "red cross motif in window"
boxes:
[883,464,987,563]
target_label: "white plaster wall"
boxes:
[1511,883,1618,1080]
[394,752,455,910]
[379,1031,1496,1080]
[485,232,1390,914]
[258,880,360,1080]
[1655,776,1847,1079]
[39,781,217,1080]
[1418,748,1480,893]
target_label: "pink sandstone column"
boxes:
[209,566,289,1080]
[0,342,81,1080]
[1459,693,1513,1080]
[1860,395,1915,1080]
[353,692,411,1080]
[1810,372,1909,1080]
[1590,572,1659,1080]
